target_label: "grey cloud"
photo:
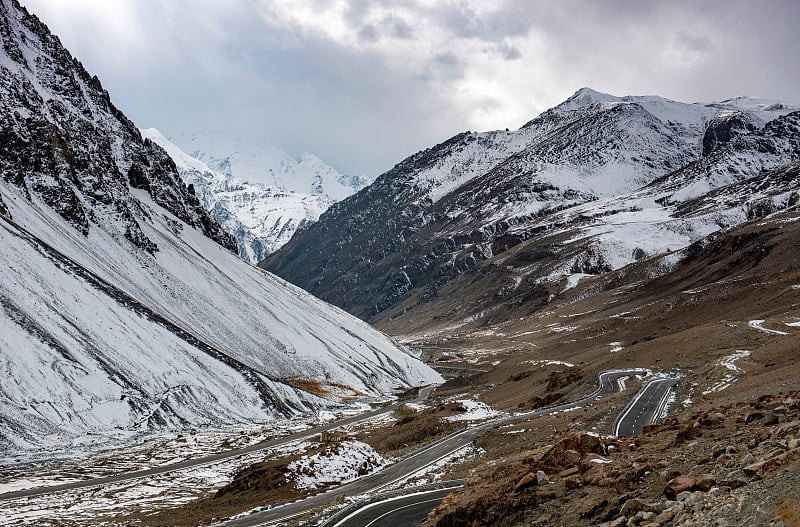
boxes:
[496,42,521,60]
[21,0,800,178]
[387,15,414,40]
[358,24,379,43]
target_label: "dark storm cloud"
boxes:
[19,0,800,177]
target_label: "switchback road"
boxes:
[222,369,650,526]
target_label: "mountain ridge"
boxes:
[262,88,799,332]
[142,128,372,262]
[0,0,440,454]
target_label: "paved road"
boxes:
[329,486,458,527]
[221,369,648,526]
[613,377,679,437]
[0,387,435,502]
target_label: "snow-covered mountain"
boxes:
[0,0,440,454]
[170,131,369,201]
[263,87,799,330]
[140,128,332,262]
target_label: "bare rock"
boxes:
[583,464,608,485]
[620,497,658,517]
[695,473,716,491]
[564,475,582,490]
[513,471,538,492]
[664,475,695,500]
[721,469,749,489]
[594,516,626,527]
[563,448,582,467]
[541,433,604,467]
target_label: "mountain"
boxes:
[0,0,440,454]
[140,128,333,262]
[262,87,799,335]
[170,130,369,201]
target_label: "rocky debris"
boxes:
[427,391,800,527]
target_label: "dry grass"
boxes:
[776,500,800,527]
[283,377,330,396]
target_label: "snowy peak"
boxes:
[264,89,800,326]
[140,128,217,177]
[169,131,371,202]
[555,86,623,110]
[142,128,335,262]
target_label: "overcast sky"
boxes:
[20,0,800,176]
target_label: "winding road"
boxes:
[2,369,678,527]
[220,369,657,526]
[0,387,435,502]
[328,486,461,527]
[612,377,679,437]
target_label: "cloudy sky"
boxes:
[20,0,800,176]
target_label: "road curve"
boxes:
[613,378,679,437]
[0,387,436,502]
[221,369,649,526]
[329,486,459,527]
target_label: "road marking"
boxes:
[330,487,460,527]
[363,497,444,527]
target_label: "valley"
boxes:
[1,0,799,526]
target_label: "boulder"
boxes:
[513,471,538,492]
[619,498,657,517]
[536,470,549,485]
[664,475,695,500]
[695,473,716,491]
[541,433,604,467]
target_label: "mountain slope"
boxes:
[141,128,332,262]
[262,88,798,331]
[0,0,439,453]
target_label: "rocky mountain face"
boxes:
[0,0,439,453]
[0,2,236,255]
[141,129,334,262]
[263,88,799,334]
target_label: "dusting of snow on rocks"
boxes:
[520,360,575,368]
[702,350,752,395]
[445,400,499,422]
[287,441,388,490]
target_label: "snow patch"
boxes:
[520,360,575,368]
[445,400,499,422]
[748,320,790,336]
[562,273,592,292]
[287,441,388,490]
[702,350,751,395]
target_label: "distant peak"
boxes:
[573,87,613,99]
[548,87,621,114]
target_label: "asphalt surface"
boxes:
[330,487,458,527]
[613,377,679,436]
[0,387,435,502]
[221,369,649,526]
